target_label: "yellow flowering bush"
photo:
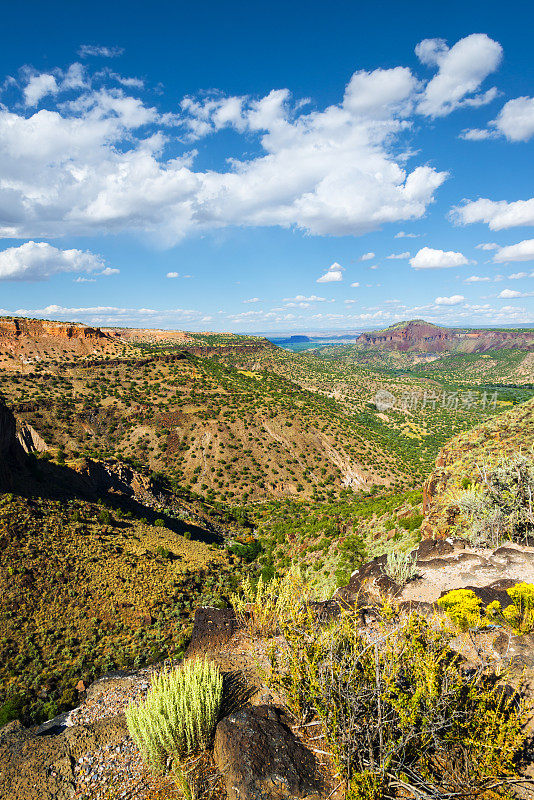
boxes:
[437,588,483,631]
[269,607,528,800]
[487,582,534,635]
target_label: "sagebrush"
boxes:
[125,658,222,772]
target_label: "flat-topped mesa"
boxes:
[355,319,534,353]
[0,317,107,341]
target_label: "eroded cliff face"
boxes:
[0,318,107,341]
[0,401,20,489]
[356,320,534,354]
[0,317,128,371]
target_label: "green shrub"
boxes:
[0,694,24,726]
[125,658,222,772]
[97,509,111,525]
[383,549,417,586]
[447,453,534,546]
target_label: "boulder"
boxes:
[186,606,240,658]
[214,705,323,800]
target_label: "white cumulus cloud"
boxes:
[0,56,451,243]
[493,96,534,142]
[498,289,534,298]
[416,34,502,118]
[386,251,410,259]
[410,247,469,269]
[453,197,534,230]
[493,239,534,262]
[317,262,344,282]
[0,241,107,281]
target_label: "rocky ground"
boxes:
[4,538,534,800]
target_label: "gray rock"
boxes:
[214,705,323,800]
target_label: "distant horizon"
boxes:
[3,312,534,338]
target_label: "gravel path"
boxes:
[68,669,179,799]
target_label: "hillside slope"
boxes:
[0,351,410,500]
[0,317,132,370]
[422,396,534,537]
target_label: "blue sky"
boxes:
[0,0,533,332]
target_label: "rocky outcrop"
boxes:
[16,423,48,454]
[335,537,534,609]
[0,400,24,489]
[356,319,534,354]
[0,317,107,341]
[214,705,323,800]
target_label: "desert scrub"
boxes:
[439,583,534,637]
[487,582,534,635]
[269,607,528,800]
[445,453,534,546]
[125,658,222,773]
[438,588,483,631]
[383,548,417,585]
[230,565,309,636]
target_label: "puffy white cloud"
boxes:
[343,66,417,117]
[435,295,465,305]
[509,271,534,279]
[410,247,469,269]
[360,252,375,261]
[317,262,344,282]
[243,297,260,303]
[475,242,499,250]
[493,96,534,142]
[386,251,410,259]
[0,241,106,281]
[493,239,534,262]
[395,231,419,238]
[78,45,124,58]
[498,289,534,298]
[166,272,179,278]
[24,73,59,106]
[416,34,502,117]
[0,57,449,243]
[465,275,491,282]
[453,197,534,230]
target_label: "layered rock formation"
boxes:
[0,316,126,370]
[0,317,107,341]
[355,319,534,354]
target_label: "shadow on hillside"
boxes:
[13,454,224,546]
